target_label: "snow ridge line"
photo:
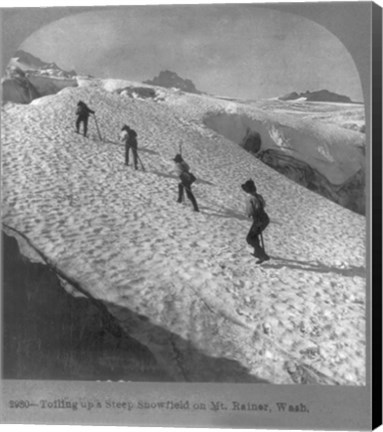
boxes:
[2,222,123,340]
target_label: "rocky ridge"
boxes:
[144,70,202,94]
[279,89,353,103]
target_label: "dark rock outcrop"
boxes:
[279,89,352,103]
[255,149,365,214]
[279,91,300,101]
[144,70,202,94]
[1,67,40,104]
[241,128,262,154]
[335,168,366,214]
[2,230,170,381]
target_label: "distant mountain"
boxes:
[2,50,78,104]
[144,70,202,94]
[9,50,77,78]
[279,89,352,103]
[12,50,47,69]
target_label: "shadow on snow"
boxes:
[263,256,366,278]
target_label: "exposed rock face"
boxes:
[2,230,170,381]
[336,168,366,214]
[1,67,40,104]
[280,89,352,103]
[144,70,202,94]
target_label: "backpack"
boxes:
[76,104,87,116]
[250,194,269,232]
[180,171,196,185]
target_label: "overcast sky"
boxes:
[19,5,363,101]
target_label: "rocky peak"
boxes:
[279,89,352,103]
[144,70,202,94]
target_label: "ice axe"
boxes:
[137,152,146,172]
[93,114,103,142]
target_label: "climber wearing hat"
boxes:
[173,153,199,212]
[75,100,95,137]
[120,124,138,169]
[242,179,270,264]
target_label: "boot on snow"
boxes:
[256,254,270,264]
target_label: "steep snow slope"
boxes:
[1,80,366,385]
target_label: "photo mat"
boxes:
[1,1,379,429]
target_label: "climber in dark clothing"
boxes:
[242,179,270,264]
[173,154,199,212]
[75,100,95,137]
[120,125,138,169]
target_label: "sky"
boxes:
[18,5,363,101]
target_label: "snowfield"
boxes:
[1,78,366,384]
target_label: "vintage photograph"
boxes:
[2,2,379,429]
[1,3,367,386]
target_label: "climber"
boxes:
[242,179,270,264]
[173,153,199,212]
[120,124,139,169]
[75,100,95,138]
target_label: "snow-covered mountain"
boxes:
[2,50,78,104]
[10,49,48,70]
[9,50,77,78]
[1,77,366,385]
[144,70,202,94]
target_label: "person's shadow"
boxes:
[150,171,215,186]
[200,205,248,221]
[262,256,366,278]
[103,139,160,155]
